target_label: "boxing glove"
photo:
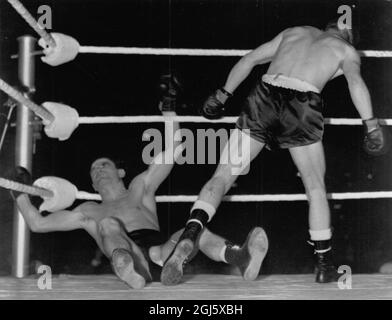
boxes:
[200,88,232,120]
[363,118,390,156]
[158,74,183,112]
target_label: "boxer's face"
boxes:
[90,158,125,191]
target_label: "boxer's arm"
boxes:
[15,194,93,232]
[142,114,183,193]
[342,47,373,120]
[221,31,284,98]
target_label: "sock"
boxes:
[309,229,332,253]
[190,200,216,223]
[309,228,331,241]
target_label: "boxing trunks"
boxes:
[236,74,324,150]
[126,229,166,280]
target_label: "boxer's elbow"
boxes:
[30,216,45,233]
[240,54,259,69]
[17,205,44,232]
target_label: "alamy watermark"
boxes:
[338,265,352,289]
[142,123,251,176]
[37,264,52,290]
[337,5,352,30]
[37,5,52,30]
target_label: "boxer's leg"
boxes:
[161,130,264,285]
[198,227,269,281]
[289,142,329,231]
[98,217,152,289]
[152,226,268,281]
[289,142,339,283]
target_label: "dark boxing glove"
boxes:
[363,118,390,156]
[10,166,32,201]
[200,88,232,120]
[158,74,183,112]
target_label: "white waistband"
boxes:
[262,74,320,94]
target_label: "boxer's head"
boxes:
[325,19,354,45]
[90,157,126,191]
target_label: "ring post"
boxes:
[12,36,36,278]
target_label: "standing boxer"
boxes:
[161,20,388,285]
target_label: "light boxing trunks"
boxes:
[236,74,324,150]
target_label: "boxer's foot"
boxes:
[112,248,149,289]
[225,227,269,281]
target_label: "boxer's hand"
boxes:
[158,74,183,112]
[10,166,32,200]
[200,88,232,120]
[363,118,390,156]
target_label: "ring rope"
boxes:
[7,1,392,204]
[0,78,54,123]
[2,177,390,203]
[78,46,392,58]
[76,191,392,202]
[7,0,56,48]
[7,1,391,59]
[0,177,53,198]
[78,116,392,126]
[1,78,389,127]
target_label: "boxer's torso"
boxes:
[267,26,351,92]
[80,182,160,234]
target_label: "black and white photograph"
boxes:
[0,0,391,305]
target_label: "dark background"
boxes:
[0,0,392,276]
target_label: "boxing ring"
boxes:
[1,274,392,300]
[1,0,392,300]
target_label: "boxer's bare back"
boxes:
[266,26,356,91]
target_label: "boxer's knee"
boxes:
[307,186,327,203]
[305,179,327,202]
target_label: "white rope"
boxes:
[78,116,392,126]
[6,0,392,60]
[79,47,249,56]
[78,46,392,58]
[76,191,392,202]
[0,78,54,123]
[78,116,239,124]
[361,50,392,58]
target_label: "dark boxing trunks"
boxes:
[236,79,324,150]
[126,229,166,280]
[126,229,166,262]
